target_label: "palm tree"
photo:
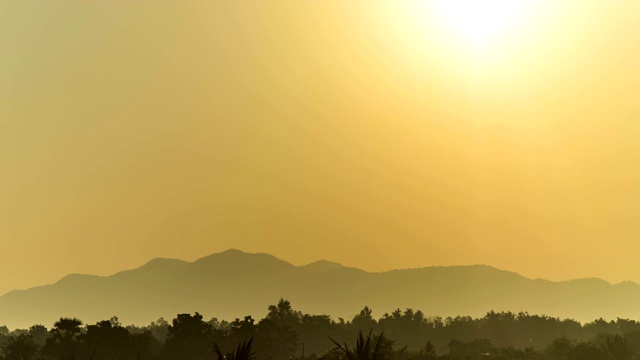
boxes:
[214,337,256,360]
[323,330,393,360]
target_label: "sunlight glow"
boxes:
[433,0,535,47]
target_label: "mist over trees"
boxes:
[2,299,640,359]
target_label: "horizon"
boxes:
[3,245,640,332]
[1,248,634,298]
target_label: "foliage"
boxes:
[2,300,640,360]
[214,337,256,360]
[323,330,393,360]
[162,312,213,360]
[41,317,83,360]
[1,334,38,360]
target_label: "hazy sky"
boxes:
[1,1,639,296]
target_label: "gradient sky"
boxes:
[1,1,640,296]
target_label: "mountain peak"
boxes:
[194,249,290,262]
[218,248,246,255]
[300,260,345,273]
[191,249,295,276]
[136,258,190,272]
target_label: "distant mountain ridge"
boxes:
[1,249,638,329]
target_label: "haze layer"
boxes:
[1,1,639,295]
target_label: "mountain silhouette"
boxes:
[0,249,638,329]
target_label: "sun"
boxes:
[433,0,535,47]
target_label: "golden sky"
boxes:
[1,0,639,296]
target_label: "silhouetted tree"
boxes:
[255,299,300,359]
[544,337,574,360]
[130,331,162,359]
[82,318,131,360]
[299,314,335,357]
[352,307,376,333]
[571,340,604,360]
[229,316,257,345]
[42,318,83,360]
[416,341,437,360]
[599,334,635,360]
[147,318,170,345]
[28,325,50,348]
[2,334,38,360]
[8,300,640,360]
[162,313,213,360]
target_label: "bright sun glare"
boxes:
[434,0,534,47]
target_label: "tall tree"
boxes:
[255,299,301,360]
[42,318,83,360]
[162,313,213,360]
[82,319,131,360]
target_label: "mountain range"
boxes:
[1,249,638,329]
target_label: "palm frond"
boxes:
[325,330,393,360]
[215,337,256,360]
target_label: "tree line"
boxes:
[2,299,640,359]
